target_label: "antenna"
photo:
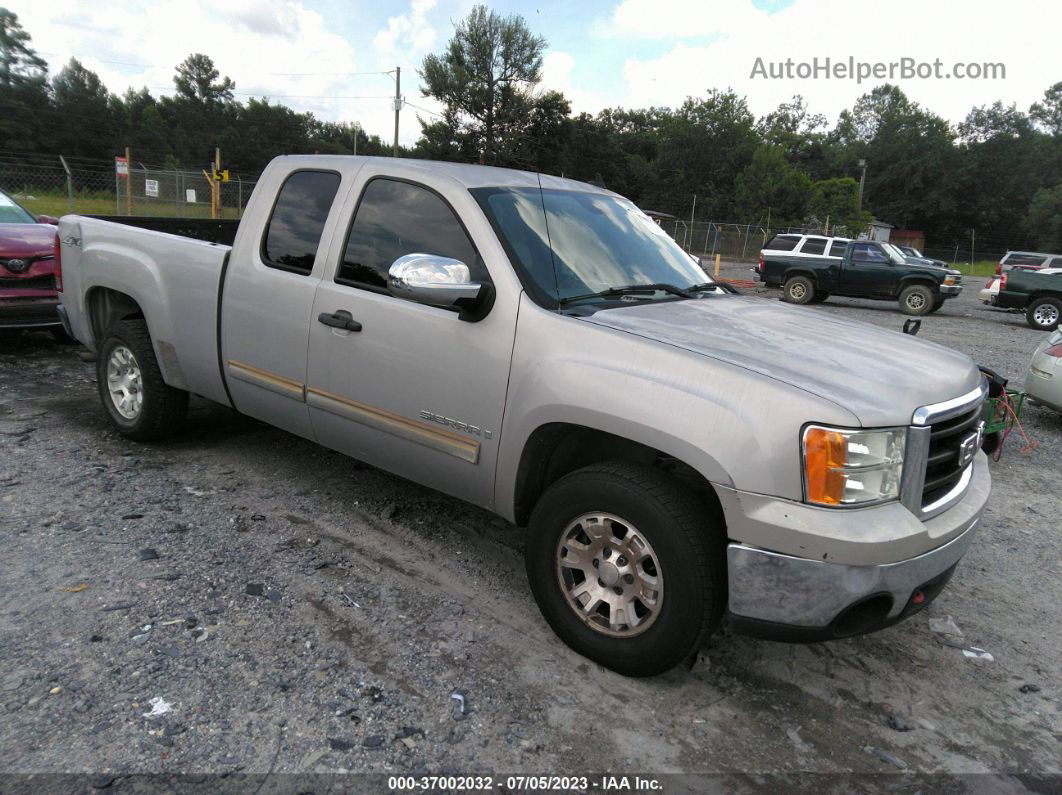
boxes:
[536,171,561,310]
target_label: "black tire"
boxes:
[928,297,945,314]
[96,319,188,441]
[50,327,78,345]
[809,291,830,304]
[525,463,726,677]
[1026,296,1062,331]
[783,275,815,305]
[899,284,934,316]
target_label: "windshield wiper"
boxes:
[687,281,738,295]
[559,283,694,306]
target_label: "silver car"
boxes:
[1027,329,1062,413]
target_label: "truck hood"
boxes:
[903,256,958,274]
[582,296,981,427]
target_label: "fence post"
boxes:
[237,174,243,216]
[740,223,752,260]
[58,155,74,213]
[174,170,180,216]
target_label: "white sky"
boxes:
[8,0,1060,153]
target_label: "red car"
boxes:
[0,189,63,338]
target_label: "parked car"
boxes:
[56,155,991,676]
[996,268,1062,330]
[0,189,67,338]
[980,268,1062,306]
[1026,329,1062,413]
[758,235,963,315]
[994,250,1062,275]
[894,245,948,269]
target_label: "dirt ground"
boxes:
[1,279,1059,791]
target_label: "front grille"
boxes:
[0,275,55,290]
[921,405,980,507]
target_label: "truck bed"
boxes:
[57,215,234,406]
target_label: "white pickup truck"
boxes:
[55,156,991,676]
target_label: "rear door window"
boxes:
[261,170,342,275]
[828,240,849,257]
[764,234,800,252]
[799,238,827,255]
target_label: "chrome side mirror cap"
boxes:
[388,253,483,309]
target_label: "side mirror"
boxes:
[37,214,59,225]
[388,253,483,310]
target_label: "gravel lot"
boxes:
[1,280,1060,788]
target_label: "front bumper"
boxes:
[0,297,61,329]
[727,518,978,641]
[721,451,990,642]
[939,284,962,296]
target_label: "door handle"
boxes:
[317,310,362,332]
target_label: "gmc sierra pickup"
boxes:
[55,156,991,676]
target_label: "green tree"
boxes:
[1025,183,1062,251]
[646,90,759,219]
[1030,82,1062,136]
[831,85,957,235]
[809,177,871,232]
[0,8,49,152]
[419,4,546,164]
[733,144,811,223]
[50,58,115,158]
[173,53,234,105]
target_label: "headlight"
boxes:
[802,425,906,506]
[943,275,957,286]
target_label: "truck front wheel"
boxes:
[1026,297,1062,331]
[96,319,189,441]
[783,276,814,304]
[525,463,725,676]
[899,284,934,315]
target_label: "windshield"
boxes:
[0,191,37,224]
[472,187,710,307]
[881,243,909,265]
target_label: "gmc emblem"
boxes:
[957,423,984,468]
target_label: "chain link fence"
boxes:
[0,153,258,220]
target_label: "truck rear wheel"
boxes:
[1026,297,1062,331]
[96,319,188,441]
[525,463,725,676]
[899,284,934,316]
[783,276,814,305]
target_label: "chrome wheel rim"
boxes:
[106,345,143,420]
[1033,304,1059,326]
[555,512,664,638]
[906,292,926,310]
[789,282,807,300]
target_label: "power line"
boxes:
[39,52,397,79]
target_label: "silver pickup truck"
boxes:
[55,156,991,676]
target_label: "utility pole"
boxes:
[393,66,401,158]
[857,158,867,208]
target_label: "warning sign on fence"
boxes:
[145,179,159,198]
[185,189,197,204]
[115,157,128,177]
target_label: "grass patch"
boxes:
[15,192,242,220]
[951,260,999,278]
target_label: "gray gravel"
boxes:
[1,281,1060,782]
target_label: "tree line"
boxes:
[1,5,1060,253]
